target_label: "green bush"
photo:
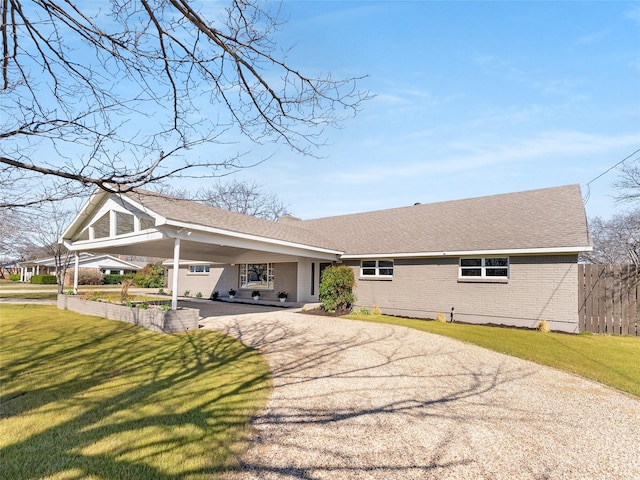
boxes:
[102,273,135,285]
[30,274,57,285]
[133,263,164,288]
[319,265,356,313]
[8,274,21,282]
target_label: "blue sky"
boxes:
[220,0,640,220]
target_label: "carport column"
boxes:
[171,236,180,310]
[73,252,79,294]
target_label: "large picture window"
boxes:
[361,260,394,277]
[460,257,509,278]
[239,263,274,290]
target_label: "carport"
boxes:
[59,188,342,310]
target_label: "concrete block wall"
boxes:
[58,294,199,333]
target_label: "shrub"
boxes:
[537,320,551,333]
[30,274,57,285]
[103,273,135,285]
[372,305,382,315]
[196,292,203,298]
[8,273,20,282]
[210,291,220,300]
[319,265,356,313]
[68,268,103,285]
[183,290,190,297]
[132,263,164,288]
[436,312,446,323]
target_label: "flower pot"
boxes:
[253,296,260,301]
[229,295,235,299]
[279,297,286,303]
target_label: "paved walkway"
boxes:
[198,309,640,480]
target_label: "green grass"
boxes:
[345,313,640,397]
[0,305,271,479]
[0,291,58,300]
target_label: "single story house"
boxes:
[59,184,591,333]
[18,252,141,282]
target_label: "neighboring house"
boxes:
[18,252,141,283]
[1,260,22,279]
[59,184,591,333]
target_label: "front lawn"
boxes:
[346,313,640,397]
[0,305,271,479]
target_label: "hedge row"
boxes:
[30,274,57,285]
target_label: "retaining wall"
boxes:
[57,294,199,333]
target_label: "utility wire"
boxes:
[583,147,640,205]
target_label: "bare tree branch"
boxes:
[1,0,369,209]
[614,159,640,204]
[585,209,640,265]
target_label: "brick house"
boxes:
[60,184,591,332]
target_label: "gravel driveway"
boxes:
[198,309,640,480]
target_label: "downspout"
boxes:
[171,236,181,310]
[73,253,79,294]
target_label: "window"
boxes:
[188,265,210,274]
[239,263,274,290]
[92,212,111,239]
[140,217,155,230]
[116,212,134,235]
[460,257,509,278]
[361,260,393,277]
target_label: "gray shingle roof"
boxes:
[123,189,343,252]
[295,184,591,255]
[125,184,590,256]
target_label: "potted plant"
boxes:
[251,290,261,300]
[228,289,236,299]
[277,291,288,303]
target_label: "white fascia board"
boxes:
[63,230,167,251]
[340,245,593,259]
[59,189,109,242]
[164,220,344,256]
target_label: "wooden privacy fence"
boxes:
[578,264,639,335]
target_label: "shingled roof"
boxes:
[293,184,591,256]
[122,189,343,252]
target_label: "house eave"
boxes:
[340,246,593,259]
[163,219,344,257]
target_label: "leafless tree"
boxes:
[0,201,74,290]
[195,179,290,221]
[614,159,640,204]
[585,209,640,265]
[1,0,367,209]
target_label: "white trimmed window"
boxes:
[239,263,274,290]
[361,260,394,277]
[459,257,509,278]
[188,264,210,274]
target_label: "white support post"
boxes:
[73,252,79,294]
[171,237,181,310]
